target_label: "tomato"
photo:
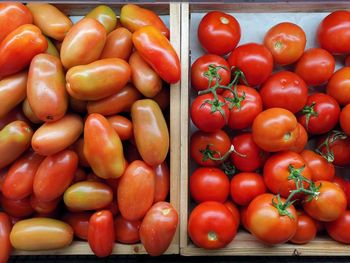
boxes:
[71,138,89,168]
[84,113,126,179]
[120,4,169,38]
[62,212,91,240]
[223,200,240,226]
[289,123,308,153]
[0,168,7,193]
[153,85,170,111]
[32,114,83,156]
[33,150,78,202]
[22,99,42,124]
[114,215,141,244]
[327,67,350,106]
[300,149,335,182]
[230,172,266,206]
[129,51,162,98]
[45,37,60,58]
[247,193,298,245]
[0,121,33,170]
[0,212,11,263]
[0,24,47,79]
[118,160,155,221]
[191,54,231,92]
[191,93,229,132]
[340,104,350,136]
[132,99,169,166]
[88,210,114,257]
[333,176,348,193]
[198,11,240,56]
[222,85,262,130]
[227,43,273,87]
[252,108,299,152]
[290,212,317,244]
[260,71,308,113]
[60,18,106,69]
[0,2,33,43]
[188,201,238,249]
[132,25,180,84]
[107,115,133,141]
[27,3,72,41]
[2,152,43,200]
[0,106,28,130]
[10,218,73,251]
[154,162,170,203]
[190,130,231,166]
[86,5,116,34]
[303,181,347,222]
[101,27,133,60]
[30,195,60,214]
[298,93,340,134]
[63,181,113,211]
[295,48,335,86]
[190,167,230,203]
[317,10,350,54]
[325,210,350,244]
[263,22,306,66]
[27,54,68,122]
[0,71,27,119]
[87,84,142,116]
[240,206,250,230]
[1,196,34,218]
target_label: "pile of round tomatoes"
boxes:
[0,2,180,261]
[188,10,350,249]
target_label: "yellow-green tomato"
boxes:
[86,5,117,34]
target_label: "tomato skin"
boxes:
[264,22,306,66]
[190,167,230,203]
[140,202,178,256]
[289,124,308,153]
[107,115,133,141]
[101,28,133,60]
[317,11,350,54]
[230,172,266,206]
[227,43,273,87]
[132,25,180,84]
[62,212,91,240]
[188,201,238,249]
[325,210,350,244]
[333,176,348,193]
[340,104,350,136]
[86,5,116,34]
[317,133,350,167]
[30,195,60,214]
[114,215,141,244]
[260,71,308,113]
[0,106,28,130]
[223,201,240,226]
[290,212,317,244]
[153,162,170,203]
[327,67,350,106]
[71,138,89,168]
[22,99,42,124]
[0,212,11,263]
[240,206,250,230]
[198,11,240,56]
[1,196,34,218]
[252,108,299,152]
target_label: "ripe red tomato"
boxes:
[264,22,306,66]
[198,11,241,56]
[340,104,350,136]
[191,54,231,92]
[295,48,335,86]
[153,162,170,203]
[260,71,308,113]
[230,172,266,206]
[222,85,262,130]
[0,212,11,263]
[190,167,230,203]
[333,176,348,193]
[317,11,350,54]
[289,123,308,153]
[62,212,91,240]
[327,67,350,106]
[188,201,238,249]
[1,196,34,218]
[326,210,350,244]
[223,200,240,226]
[290,212,317,244]
[227,43,273,87]
[114,215,141,244]
[239,206,249,230]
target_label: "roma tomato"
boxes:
[290,212,317,244]
[327,67,350,106]
[88,210,114,258]
[0,212,11,263]
[0,106,28,130]
[260,71,308,113]
[86,5,117,34]
[62,212,91,240]
[153,162,170,203]
[0,24,47,79]
[188,201,238,249]
[133,25,180,84]
[1,196,34,218]
[114,215,141,244]
[326,210,350,244]
[71,138,89,168]
[132,99,169,166]
[140,202,178,256]
[101,27,133,60]
[22,99,42,124]
[84,113,126,179]
[289,123,308,153]
[30,195,60,214]
[198,11,240,56]
[191,93,229,132]
[117,160,155,221]
[222,85,262,130]
[45,37,60,58]
[263,22,306,65]
[340,104,350,136]
[190,167,230,203]
[252,108,299,152]
[107,115,133,141]
[295,48,335,86]
[227,43,273,87]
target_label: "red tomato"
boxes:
[326,210,350,244]
[227,43,273,87]
[317,11,350,54]
[188,201,238,249]
[107,115,133,141]
[223,200,240,226]
[114,215,140,244]
[333,176,348,193]
[1,196,34,218]
[198,11,240,56]
[264,22,306,66]
[153,162,170,203]
[30,195,60,214]
[0,212,11,263]
[62,212,91,240]
[190,167,230,203]
[260,71,308,113]
[295,48,335,86]
[290,212,317,244]
[340,104,350,136]
[327,67,350,106]
[240,206,249,230]
[289,123,308,153]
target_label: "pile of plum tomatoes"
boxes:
[189,10,350,249]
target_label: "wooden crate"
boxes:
[180,2,350,256]
[12,2,181,256]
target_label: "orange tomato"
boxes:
[100,27,133,60]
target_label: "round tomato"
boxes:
[188,201,238,249]
[289,123,308,153]
[263,22,306,66]
[295,48,335,86]
[327,67,350,106]
[260,71,308,113]
[326,210,350,244]
[333,176,348,194]
[290,212,317,244]
[198,11,241,56]
[340,104,350,136]
[223,200,240,226]
[190,167,230,203]
[239,206,250,230]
